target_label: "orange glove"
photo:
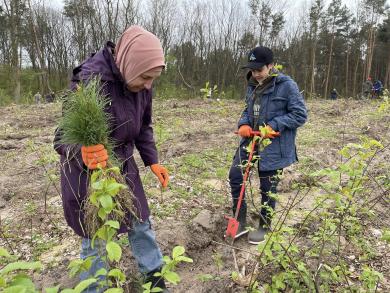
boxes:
[150,164,169,188]
[238,125,253,137]
[263,125,280,139]
[81,144,108,170]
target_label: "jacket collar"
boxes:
[248,76,276,95]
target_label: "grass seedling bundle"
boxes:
[59,78,137,236]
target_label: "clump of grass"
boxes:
[59,77,137,235]
[59,79,112,150]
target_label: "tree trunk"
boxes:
[310,42,316,98]
[345,49,349,97]
[353,57,360,98]
[324,36,334,99]
[27,0,50,95]
[366,26,376,80]
[385,52,390,89]
[9,0,21,102]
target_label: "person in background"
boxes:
[34,92,42,104]
[228,46,307,244]
[53,26,170,292]
[373,79,383,98]
[362,77,373,99]
[330,88,338,100]
[45,91,55,103]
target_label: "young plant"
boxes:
[200,81,218,99]
[66,165,129,291]
[143,246,193,293]
[0,247,42,292]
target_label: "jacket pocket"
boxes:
[261,136,282,157]
[268,96,288,112]
[280,129,295,158]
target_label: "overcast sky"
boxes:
[47,0,390,11]
[45,0,389,31]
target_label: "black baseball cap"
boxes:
[241,46,274,70]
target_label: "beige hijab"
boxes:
[115,26,165,84]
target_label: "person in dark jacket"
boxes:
[229,46,307,244]
[53,26,170,292]
[330,88,338,100]
[45,91,55,103]
[373,79,383,98]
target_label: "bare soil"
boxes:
[0,98,389,292]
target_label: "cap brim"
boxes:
[241,62,266,70]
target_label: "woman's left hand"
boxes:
[263,125,280,139]
[150,164,169,188]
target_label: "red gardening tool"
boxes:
[225,130,261,240]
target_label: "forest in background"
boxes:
[0,0,389,104]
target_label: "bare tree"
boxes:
[2,0,25,101]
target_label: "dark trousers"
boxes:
[229,142,281,224]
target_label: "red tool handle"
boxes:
[234,135,259,220]
[234,130,262,136]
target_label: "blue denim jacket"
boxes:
[238,73,307,171]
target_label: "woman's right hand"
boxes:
[238,125,253,137]
[81,144,108,169]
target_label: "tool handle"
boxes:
[234,135,258,220]
[234,130,261,136]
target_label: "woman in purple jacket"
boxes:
[54,26,170,292]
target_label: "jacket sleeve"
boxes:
[53,127,81,157]
[237,87,253,128]
[267,81,307,132]
[135,91,159,166]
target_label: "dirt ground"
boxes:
[0,97,389,292]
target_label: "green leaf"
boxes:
[106,182,127,196]
[89,192,98,206]
[95,226,116,242]
[150,287,163,292]
[0,261,42,275]
[105,220,120,229]
[98,207,107,221]
[68,258,92,277]
[4,285,27,293]
[106,241,122,262]
[108,269,126,281]
[60,289,75,293]
[90,169,102,184]
[162,256,171,264]
[0,247,11,258]
[107,166,121,174]
[172,246,185,259]
[9,274,35,288]
[92,180,104,190]
[176,256,193,263]
[0,276,6,286]
[99,195,114,212]
[95,268,107,277]
[45,285,60,293]
[142,282,152,290]
[73,278,97,293]
[163,271,180,285]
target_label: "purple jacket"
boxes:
[54,42,158,237]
